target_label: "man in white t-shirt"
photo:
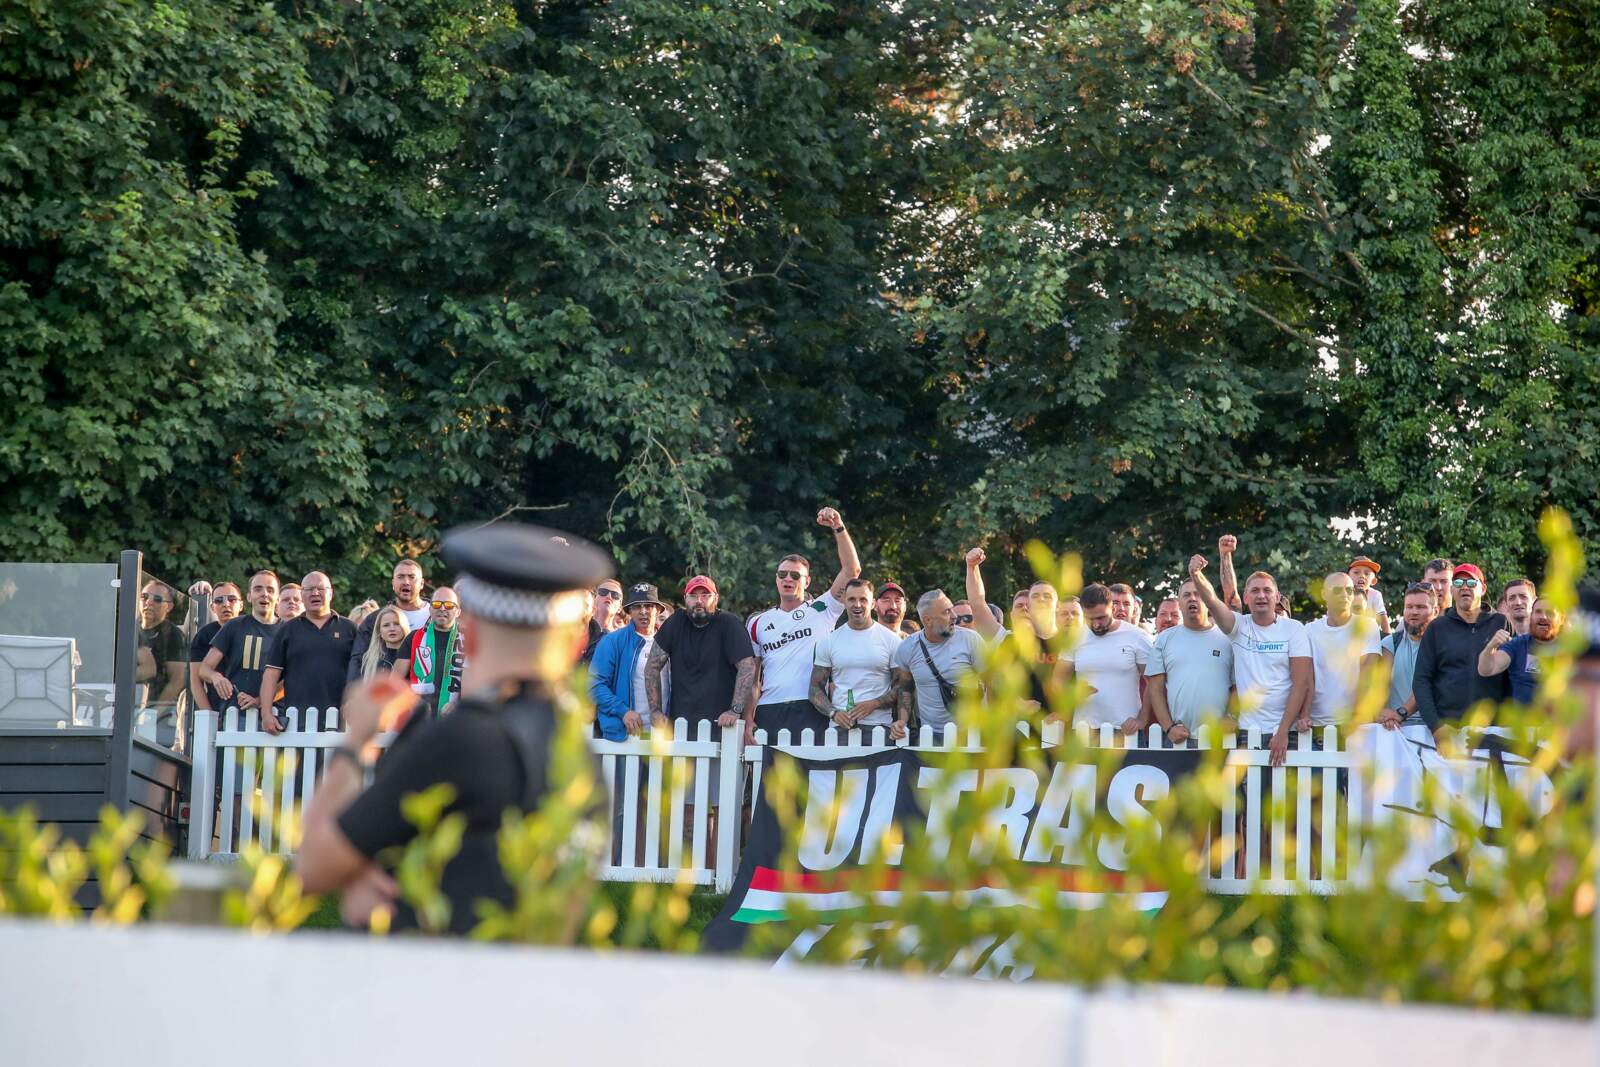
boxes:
[746,506,861,737]
[1145,576,1233,741]
[1059,583,1153,730]
[810,578,905,736]
[1188,550,1312,767]
[1304,572,1383,729]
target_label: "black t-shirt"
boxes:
[210,616,281,710]
[264,613,355,716]
[191,621,221,707]
[138,620,187,692]
[337,695,544,935]
[579,619,605,665]
[653,610,751,721]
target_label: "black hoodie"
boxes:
[1413,607,1511,729]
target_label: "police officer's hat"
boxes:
[442,523,614,629]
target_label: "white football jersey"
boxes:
[748,591,844,704]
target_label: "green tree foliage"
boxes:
[2,1,1595,605]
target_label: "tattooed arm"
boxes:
[724,655,757,729]
[644,642,669,722]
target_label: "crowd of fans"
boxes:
[153,507,1568,760]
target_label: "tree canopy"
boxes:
[4,0,1597,608]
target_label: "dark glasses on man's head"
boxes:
[776,570,805,581]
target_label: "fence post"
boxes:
[713,723,743,893]
[188,709,218,860]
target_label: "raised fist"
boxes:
[1486,629,1513,651]
[965,547,986,569]
[1188,554,1208,576]
[1218,534,1238,555]
[816,507,844,531]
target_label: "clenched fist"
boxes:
[965,547,986,569]
[1217,534,1238,556]
[1486,629,1514,651]
[1188,554,1208,576]
[817,507,845,531]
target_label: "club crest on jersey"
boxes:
[791,609,806,621]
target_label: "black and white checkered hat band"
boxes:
[457,575,585,628]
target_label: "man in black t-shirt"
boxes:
[188,581,243,711]
[198,570,280,718]
[644,575,755,730]
[136,580,188,707]
[259,571,355,732]
[297,522,614,935]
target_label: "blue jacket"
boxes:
[589,625,665,741]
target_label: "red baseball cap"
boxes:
[1453,563,1485,585]
[684,575,717,596]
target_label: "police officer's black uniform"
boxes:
[335,523,612,935]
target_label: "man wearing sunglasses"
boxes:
[593,579,625,634]
[1413,562,1511,742]
[188,581,243,712]
[399,587,465,720]
[136,580,189,710]
[746,507,861,738]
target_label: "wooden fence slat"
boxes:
[620,754,640,867]
[644,746,664,871]
[1295,733,1313,884]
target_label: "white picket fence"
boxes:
[188,707,1360,895]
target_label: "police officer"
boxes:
[298,523,613,934]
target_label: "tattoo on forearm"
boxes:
[730,657,756,716]
[809,668,833,719]
[891,668,914,722]
[645,645,667,716]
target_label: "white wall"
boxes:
[0,920,1589,1067]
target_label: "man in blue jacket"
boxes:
[590,582,668,740]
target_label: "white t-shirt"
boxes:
[630,635,655,714]
[399,605,431,630]
[1304,615,1381,726]
[1229,615,1312,731]
[1063,621,1153,727]
[749,591,845,704]
[812,623,901,724]
[1365,588,1388,619]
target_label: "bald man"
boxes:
[1303,572,1382,732]
[259,570,357,734]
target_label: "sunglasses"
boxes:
[775,570,805,581]
[431,600,458,611]
[955,613,974,624]
[212,594,242,604]
[139,593,169,603]
[1451,578,1480,589]
[596,587,621,599]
